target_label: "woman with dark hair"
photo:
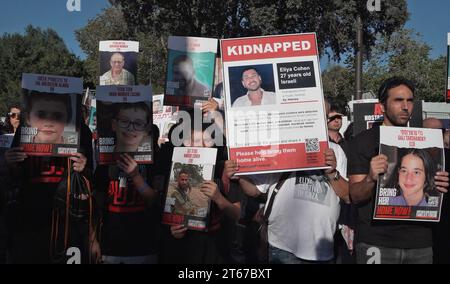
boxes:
[1,104,21,134]
[388,149,438,207]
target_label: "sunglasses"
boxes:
[328,115,343,122]
[8,112,20,119]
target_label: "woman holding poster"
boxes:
[387,149,438,207]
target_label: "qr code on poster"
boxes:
[305,138,320,153]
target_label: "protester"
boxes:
[348,77,449,264]
[158,113,241,264]
[3,120,92,263]
[1,105,21,135]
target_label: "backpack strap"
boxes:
[262,172,290,222]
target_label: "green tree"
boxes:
[0,26,84,115]
[362,29,446,102]
[109,0,408,60]
[322,65,354,106]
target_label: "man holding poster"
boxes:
[227,100,349,264]
[348,77,449,264]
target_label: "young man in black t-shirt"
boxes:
[348,77,449,264]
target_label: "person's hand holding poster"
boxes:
[99,41,139,86]
[164,36,217,108]
[221,33,329,175]
[19,73,82,156]
[374,126,445,222]
[162,147,217,231]
[96,85,153,165]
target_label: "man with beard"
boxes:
[348,77,449,264]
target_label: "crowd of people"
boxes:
[0,76,449,264]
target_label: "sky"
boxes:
[1,0,450,68]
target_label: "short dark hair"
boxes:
[178,169,189,177]
[24,91,73,124]
[378,77,415,104]
[241,67,260,80]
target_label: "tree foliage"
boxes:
[0,26,84,115]
[109,0,408,60]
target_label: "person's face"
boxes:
[242,69,262,92]
[173,61,195,88]
[381,85,414,127]
[327,111,343,131]
[177,173,189,190]
[112,108,148,150]
[110,53,125,73]
[398,154,426,199]
[153,101,162,113]
[8,107,21,130]
[444,130,450,149]
[28,99,67,143]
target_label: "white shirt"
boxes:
[252,142,347,261]
[232,89,277,107]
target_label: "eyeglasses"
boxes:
[35,110,66,122]
[8,112,21,119]
[116,118,148,131]
[328,115,343,122]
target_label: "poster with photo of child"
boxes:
[19,73,82,157]
[96,85,153,165]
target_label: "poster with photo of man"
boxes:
[374,126,444,222]
[162,147,217,231]
[19,73,82,156]
[221,33,329,175]
[164,36,218,108]
[99,41,139,86]
[96,85,153,165]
